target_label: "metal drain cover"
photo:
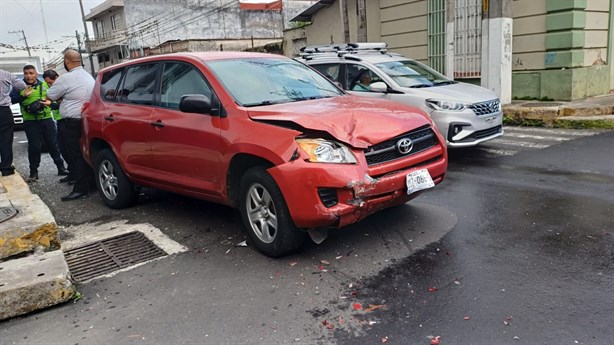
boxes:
[64,231,167,282]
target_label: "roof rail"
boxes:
[298,42,389,58]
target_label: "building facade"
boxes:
[285,0,614,101]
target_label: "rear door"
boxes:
[149,61,223,196]
[101,63,158,179]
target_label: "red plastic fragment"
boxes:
[430,336,441,345]
[321,320,334,330]
[428,287,438,292]
[353,303,362,310]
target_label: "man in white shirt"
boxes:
[0,69,26,176]
[46,49,96,201]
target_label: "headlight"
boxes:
[296,139,357,164]
[426,99,469,111]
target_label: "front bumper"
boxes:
[268,145,447,229]
[431,109,503,148]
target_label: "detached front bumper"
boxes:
[268,145,447,229]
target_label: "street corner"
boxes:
[0,250,75,321]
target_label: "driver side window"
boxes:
[345,64,382,92]
[160,62,213,110]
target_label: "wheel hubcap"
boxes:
[99,160,118,200]
[246,183,277,244]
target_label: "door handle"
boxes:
[151,120,165,128]
[104,115,114,121]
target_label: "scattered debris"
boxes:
[428,287,438,292]
[289,261,298,267]
[429,335,441,345]
[320,260,330,265]
[336,256,343,260]
[353,303,363,311]
[321,320,334,330]
[235,240,247,247]
[503,316,513,325]
[463,316,471,320]
[364,304,386,312]
[220,239,232,246]
[225,249,231,254]
[381,336,389,343]
[453,279,461,285]
[368,321,378,325]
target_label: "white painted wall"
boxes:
[482,17,513,103]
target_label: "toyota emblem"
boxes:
[396,138,413,155]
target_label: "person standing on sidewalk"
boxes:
[14,65,68,182]
[46,50,95,202]
[43,69,75,185]
[0,69,26,176]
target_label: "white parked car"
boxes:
[299,43,503,148]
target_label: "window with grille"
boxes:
[427,0,446,74]
[454,0,482,78]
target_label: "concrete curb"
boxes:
[503,98,614,127]
[0,173,75,321]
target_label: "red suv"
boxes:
[82,52,448,257]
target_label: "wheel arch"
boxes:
[227,153,274,208]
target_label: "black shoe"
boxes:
[57,168,69,176]
[27,172,39,183]
[1,170,15,176]
[59,176,75,183]
[61,191,90,202]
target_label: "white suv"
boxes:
[299,43,503,148]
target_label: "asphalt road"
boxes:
[1,126,613,345]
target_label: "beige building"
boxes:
[285,0,614,101]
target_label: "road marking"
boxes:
[480,148,517,156]
[503,132,571,142]
[487,138,551,149]
[504,126,601,136]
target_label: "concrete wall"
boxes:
[512,0,613,100]
[124,0,314,48]
[282,0,381,56]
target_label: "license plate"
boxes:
[406,169,435,195]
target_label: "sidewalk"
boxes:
[503,93,614,128]
[0,173,75,320]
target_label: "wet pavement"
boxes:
[1,127,613,345]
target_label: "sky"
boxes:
[0,0,105,61]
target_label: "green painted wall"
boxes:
[546,0,586,12]
[545,31,585,50]
[512,66,610,101]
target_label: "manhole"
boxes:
[64,231,167,282]
[520,102,563,108]
[0,207,18,224]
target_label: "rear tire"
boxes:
[239,167,306,257]
[94,149,138,209]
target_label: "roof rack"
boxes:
[298,42,389,58]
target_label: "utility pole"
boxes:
[339,0,350,43]
[9,30,31,56]
[357,0,367,42]
[78,0,96,75]
[75,30,84,67]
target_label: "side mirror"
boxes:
[370,82,387,93]
[180,94,211,114]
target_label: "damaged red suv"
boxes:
[82,52,447,257]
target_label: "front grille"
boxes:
[469,99,500,116]
[364,126,437,165]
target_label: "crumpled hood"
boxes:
[400,82,499,104]
[247,96,432,148]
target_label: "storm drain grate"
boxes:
[64,231,167,282]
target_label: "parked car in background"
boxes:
[82,51,448,257]
[300,43,504,148]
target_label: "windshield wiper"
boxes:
[408,84,432,88]
[243,100,285,107]
[433,80,459,86]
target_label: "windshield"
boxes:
[375,60,456,88]
[206,58,343,107]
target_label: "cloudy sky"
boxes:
[0,0,105,59]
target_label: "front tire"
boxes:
[94,149,138,209]
[239,167,306,257]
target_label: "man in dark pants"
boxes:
[14,65,68,182]
[44,69,75,184]
[0,69,26,176]
[47,50,95,201]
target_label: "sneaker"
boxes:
[27,172,39,183]
[57,167,69,176]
